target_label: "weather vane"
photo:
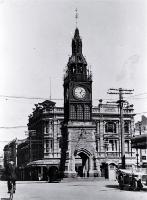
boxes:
[75,8,79,27]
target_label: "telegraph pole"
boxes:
[139,121,142,164]
[25,130,36,162]
[107,88,134,169]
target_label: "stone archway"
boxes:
[75,148,92,177]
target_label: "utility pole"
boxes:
[25,130,36,162]
[50,77,52,100]
[108,88,134,169]
[139,121,142,164]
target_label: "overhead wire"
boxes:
[0,92,146,131]
[0,126,27,129]
[0,92,147,102]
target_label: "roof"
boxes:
[27,159,60,167]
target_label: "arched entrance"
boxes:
[75,149,91,177]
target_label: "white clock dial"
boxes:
[74,87,86,99]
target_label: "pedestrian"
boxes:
[5,161,17,193]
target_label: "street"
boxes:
[0,180,147,200]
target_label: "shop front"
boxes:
[25,159,60,181]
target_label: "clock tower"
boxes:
[64,28,92,122]
[60,28,99,178]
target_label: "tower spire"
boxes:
[75,8,79,27]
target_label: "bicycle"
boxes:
[9,180,14,200]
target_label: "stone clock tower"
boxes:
[60,28,99,178]
[64,28,92,122]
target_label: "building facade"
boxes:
[0,154,4,180]
[3,139,18,168]
[134,116,147,168]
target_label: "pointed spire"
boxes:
[74,28,80,38]
[66,10,87,67]
[72,27,82,55]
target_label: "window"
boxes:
[124,121,129,133]
[142,156,146,160]
[49,121,53,135]
[45,140,49,152]
[45,139,53,153]
[105,122,116,133]
[115,140,117,151]
[70,104,76,119]
[70,104,91,121]
[77,104,84,120]
[44,121,49,134]
[96,139,99,151]
[109,140,114,151]
[84,104,90,120]
[46,122,49,133]
[125,140,129,152]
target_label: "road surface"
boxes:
[0,180,147,200]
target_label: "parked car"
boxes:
[117,169,147,191]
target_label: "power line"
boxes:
[128,92,147,97]
[0,95,63,101]
[125,97,147,100]
[0,95,110,101]
[0,126,27,129]
[1,92,147,101]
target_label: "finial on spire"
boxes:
[75,8,79,27]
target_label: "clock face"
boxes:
[74,87,86,99]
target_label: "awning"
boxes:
[27,159,60,167]
[131,134,147,149]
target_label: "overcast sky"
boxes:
[0,0,147,154]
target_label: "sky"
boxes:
[0,0,147,154]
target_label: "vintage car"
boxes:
[117,169,147,191]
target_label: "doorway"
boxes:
[100,162,108,179]
[75,151,90,177]
[48,166,59,182]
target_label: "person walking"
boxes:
[5,161,17,193]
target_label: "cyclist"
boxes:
[5,161,16,193]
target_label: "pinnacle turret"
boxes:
[72,28,82,55]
